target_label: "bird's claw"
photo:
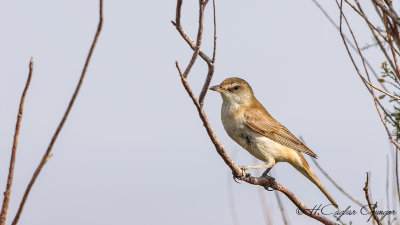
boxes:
[264,186,274,191]
[239,166,248,171]
[239,166,250,179]
[232,166,250,182]
[260,174,275,191]
[261,168,271,178]
[233,175,241,183]
[239,166,248,177]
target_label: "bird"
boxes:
[209,77,338,208]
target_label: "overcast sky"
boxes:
[0,0,397,224]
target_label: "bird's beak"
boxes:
[209,85,225,93]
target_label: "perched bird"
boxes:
[210,77,338,208]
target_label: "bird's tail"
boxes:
[291,153,338,209]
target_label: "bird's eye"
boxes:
[233,85,240,91]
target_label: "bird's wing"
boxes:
[244,108,318,158]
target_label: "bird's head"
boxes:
[209,77,255,105]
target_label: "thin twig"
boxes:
[198,0,217,106]
[336,2,397,222]
[382,11,400,79]
[385,0,400,53]
[0,58,34,225]
[310,0,389,92]
[358,70,399,99]
[336,0,400,154]
[312,0,398,127]
[364,173,383,225]
[172,4,211,66]
[343,0,400,56]
[360,42,379,51]
[171,20,212,64]
[10,1,103,224]
[198,63,215,106]
[372,0,384,24]
[178,0,206,78]
[172,0,215,106]
[356,0,396,76]
[339,5,400,203]
[372,0,400,27]
[212,0,216,63]
[175,62,336,225]
[372,85,400,158]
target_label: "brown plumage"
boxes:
[210,77,338,208]
[244,105,318,158]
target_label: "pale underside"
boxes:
[221,100,311,168]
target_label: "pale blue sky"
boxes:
[0,0,395,224]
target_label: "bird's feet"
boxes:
[232,166,250,182]
[261,168,272,178]
[239,166,252,179]
[260,170,275,191]
[239,165,248,171]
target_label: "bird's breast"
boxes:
[221,102,267,161]
[221,102,294,163]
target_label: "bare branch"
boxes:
[10,1,103,224]
[355,0,396,76]
[171,20,212,64]
[172,2,212,65]
[212,0,217,63]
[359,71,400,99]
[198,0,217,106]
[343,0,400,56]
[314,0,400,134]
[382,11,400,79]
[172,0,215,106]
[176,0,206,78]
[372,0,400,27]
[310,0,389,92]
[175,61,336,225]
[364,173,383,225]
[198,64,214,106]
[336,0,400,153]
[0,58,34,225]
[372,88,400,152]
